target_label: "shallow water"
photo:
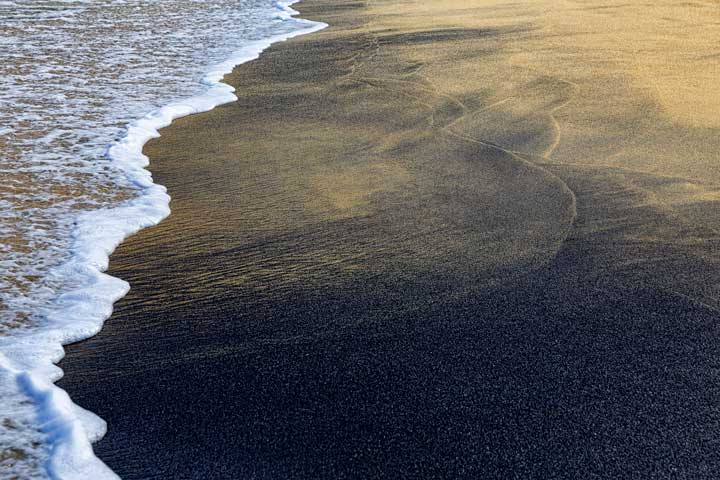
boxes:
[0,1,321,477]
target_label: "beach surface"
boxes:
[59,0,720,478]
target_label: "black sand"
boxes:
[59,0,720,478]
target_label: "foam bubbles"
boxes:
[0,1,325,478]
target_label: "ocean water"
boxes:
[0,1,324,478]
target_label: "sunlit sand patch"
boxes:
[307,161,412,218]
[636,56,720,128]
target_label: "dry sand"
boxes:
[59,0,720,478]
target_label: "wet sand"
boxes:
[59,0,720,478]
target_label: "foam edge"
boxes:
[1,2,327,478]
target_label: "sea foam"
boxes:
[0,1,325,478]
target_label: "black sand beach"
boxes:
[59,0,720,478]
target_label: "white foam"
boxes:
[0,1,326,478]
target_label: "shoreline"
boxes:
[4,2,326,478]
[60,0,720,478]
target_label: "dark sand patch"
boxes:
[59,0,720,478]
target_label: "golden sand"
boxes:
[125,0,720,303]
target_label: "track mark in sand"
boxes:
[336,37,578,261]
[541,77,580,159]
[443,96,516,133]
[444,127,578,268]
[355,75,469,123]
[539,160,720,238]
[340,34,381,80]
[660,288,720,317]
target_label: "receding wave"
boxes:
[0,1,325,478]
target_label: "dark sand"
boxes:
[59,0,720,478]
